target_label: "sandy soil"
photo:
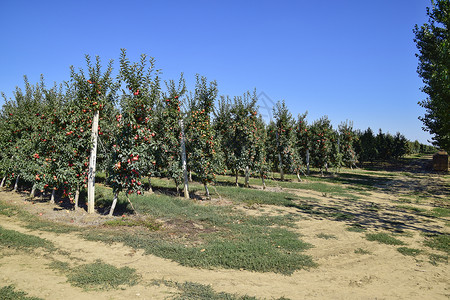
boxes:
[0,165,448,300]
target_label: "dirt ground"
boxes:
[0,161,448,300]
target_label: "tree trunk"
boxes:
[306,149,310,175]
[0,176,6,187]
[146,177,154,194]
[87,110,100,214]
[296,171,302,182]
[126,195,139,216]
[204,183,210,199]
[74,186,80,211]
[13,175,20,191]
[276,131,284,181]
[261,173,266,190]
[179,119,189,199]
[109,192,118,216]
[30,184,36,198]
[244,166,250,188]
[50,189,56,204]
[235,170,239,187]
[175,179,180,196]
[278,153,284,181]
[189,170,192,182]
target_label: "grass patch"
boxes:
[346,224,366,232]
[0,285,43,300]
[0,199,77,234]
[423,234,450,254]
[429,207,450,218]
[396,205,427,213]
[85,225,316,275]
[0,225,55,251]
[214,186,299,207]
[104,217,161,231]
[24,219,78,234]
[354,248,371,255]
[365,233,405,245]
[428,253,448,266]
[316,233,337,239]
[396,197,412,203]
[0,202,19,217]
[153,280,263,300]
[67,260,140,290]
[331,212,355,221]
[47,260,70,273]
[397,247,422,256]
[84,189,316,275]
[215,173,366,200]
[284,181,362,200]
[213,185,354,222]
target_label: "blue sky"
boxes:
[0,0,432,144]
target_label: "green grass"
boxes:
[98,186,296,229]
[429,207,450,218]
[279,181,362,200]
[0,200,24,217]
[47,260,70,273]
[0,200,77,234]
[0,285,43,300]
[316,233,337,239]
[215,172,365,200]
[396,197,413,203]
[152,280,257,300]
[354,248,371,255]
[396,205,427,213]
[84,224,315,275]
[153,280,291,300]
[86,187,316,275]
[104,216,161,231]
[397,247,422,256]
[67,260,140,290]
[346,224,367,232]
[212,185,356,222]
[0,225,55,251]
[423,234,450,254]
[214,185,301,207]
[365,233,405,245]
[428,253,448,266]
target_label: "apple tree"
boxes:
[185,75,218,198]
[69,55,117,213]
[107,50,160,215]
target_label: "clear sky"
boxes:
[0,0,433,144]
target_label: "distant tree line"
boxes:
[354,128,435,164]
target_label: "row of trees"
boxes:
[0,50,434,214]
[355,128,435,163]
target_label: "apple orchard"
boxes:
[0,50,428,215]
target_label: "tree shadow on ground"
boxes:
[322,173,394,189]
[287,197,446,235]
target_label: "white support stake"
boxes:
[88,110,99,214]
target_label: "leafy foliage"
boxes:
[186,75,218,193]
[414,0,450,151]
[107,50,160,197]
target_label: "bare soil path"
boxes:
[0,163,448,299]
